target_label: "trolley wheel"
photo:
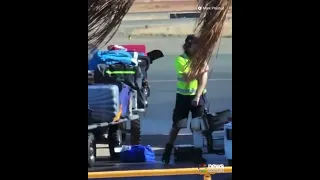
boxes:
[130,119,141,145]
[108,126,122,159]
[228,159,232,166]
[88,133,96,167]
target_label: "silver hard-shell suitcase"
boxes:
[88,84,120,123]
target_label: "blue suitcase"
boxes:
[88,84,120,123]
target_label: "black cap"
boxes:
[185,34,198,44]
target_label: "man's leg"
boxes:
[168,110,189,144]
[162,94,190,164]
[168,125,180,145]
[190,93,206,119]
[190,94,207,163]
[190,102,206,147]
[190,94,208,140]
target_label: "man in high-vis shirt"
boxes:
[162,34,209,164]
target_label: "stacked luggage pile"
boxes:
[88,44,163,167]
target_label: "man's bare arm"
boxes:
[184,63,209,83]
[195,71,208,98]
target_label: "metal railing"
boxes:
[88,167,232,180]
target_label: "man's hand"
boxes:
[191,96,201,106]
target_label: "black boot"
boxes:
[203,130,214,153]
[162,143,173,164]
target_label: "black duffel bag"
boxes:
[94,63,147,109]
[202,110,231,154]
[204,110,231,131]
[174,145,206,163]
[94,63,142,90]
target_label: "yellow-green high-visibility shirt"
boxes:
[175,53,207,95]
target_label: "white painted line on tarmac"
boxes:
[148,78,232,83]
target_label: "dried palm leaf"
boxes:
[188,0,232,78]
[88,0,135,47]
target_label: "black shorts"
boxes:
[172,93,207,128]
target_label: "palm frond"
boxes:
[88,0,135,47]
[189,0,232,77]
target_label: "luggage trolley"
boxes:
[88,72,141,167]
[88,47,163,167]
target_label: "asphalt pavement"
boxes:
[117,19,198,37]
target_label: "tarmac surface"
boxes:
[119,13,231,36]
[120,18,197,28]
[117,18,198,36]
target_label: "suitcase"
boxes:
[88,84,120,123]
[174,145,206,163]
[121,44,146,55]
